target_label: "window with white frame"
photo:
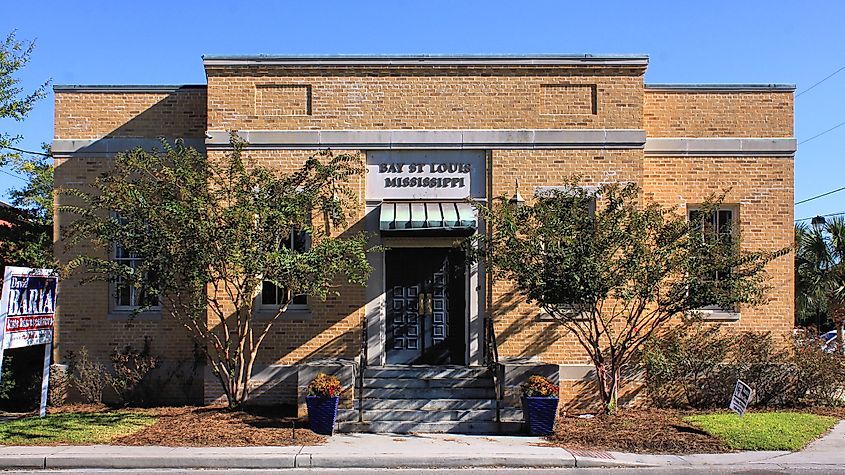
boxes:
[688,206,738,314]
[535,186,597,321]
[260,228,309,310]
[112,244,159,310]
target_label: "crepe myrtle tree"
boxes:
[62,137,372,408]
[468,181,787,413]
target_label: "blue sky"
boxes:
[2,0,843,220]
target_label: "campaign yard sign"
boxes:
[0,266,58,417]
[729,379,753,417]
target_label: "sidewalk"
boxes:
[1,421,843,470]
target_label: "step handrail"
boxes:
[357,314,368,423]
[484,316,501,423]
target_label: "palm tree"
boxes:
[795,217,845,348]
[796,222,826,328]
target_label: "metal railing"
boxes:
[357,315,368,423]
[484,316,501,423]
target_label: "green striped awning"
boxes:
[380,202,477,232]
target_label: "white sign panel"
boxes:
[0,266,57,417]
[729,379,753,416]
[0,267,57,349]
[366,150,486,200]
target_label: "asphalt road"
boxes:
[6,468,845,474]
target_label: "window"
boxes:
[260,228,309,310]
[687,206,740,319]
[689,208,734,242]
[112,243,159,311]
[534,186,598,321]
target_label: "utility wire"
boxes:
[0,145,50,157]
[799,120,845,145]
[795,185,845,205]
[796,210,845,222]
[0,169,26,183]
[796,65,845,98]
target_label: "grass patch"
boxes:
[0,411,157,445]
[685,412,837,451]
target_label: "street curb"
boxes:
[44,455,298,469]
[572,455,653,468]
[296,453,578,468]
[0,456,44,469]
[0,453,648,470]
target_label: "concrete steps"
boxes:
[338,420,523,434]
[338,365,524,434]
[361,387,495,399]
[354,398,497,410]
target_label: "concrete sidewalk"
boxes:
[0,421,843,470]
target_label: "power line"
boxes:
[799,120,845,145]
[795,185,845,205]
[796,210,845,222]
[0,145,50,157]
[0,169,26,183]
[796,65,845,98]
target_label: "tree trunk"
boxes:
[595,363,620,414]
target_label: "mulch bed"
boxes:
[547,408,732,454]
[110,405,325,446]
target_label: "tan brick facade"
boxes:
[644,88,793,137]
[53,56,794,408]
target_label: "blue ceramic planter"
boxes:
[306,395,339,435]
[522,396,559,435]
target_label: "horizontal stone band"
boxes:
[206,129,647,150]
[644,137,796,157]
[52,138,206,157]
[53,135,796,156]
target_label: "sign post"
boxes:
[729,379,753,417]
[0,266,58,417]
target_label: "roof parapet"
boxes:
[645,84,796,92]
[202,54,649,68]
[53,85,206,93]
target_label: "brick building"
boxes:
[53,55,795,432]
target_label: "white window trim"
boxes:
[256,229,311,318]
[686,204,741,321]
[534,185,597,318]
[108,243,161,320]
[537,305,592,322]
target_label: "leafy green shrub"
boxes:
[0,355,14,400]
[641,322,845,408]
[640,322,737,408]
[792,329,845,405]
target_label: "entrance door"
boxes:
[385,248,466,365]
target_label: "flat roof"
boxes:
[202,54,650,67]
[53,85,206,93]
[646,83,796,92]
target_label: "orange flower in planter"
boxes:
[307,373,342,398]
[521,375,559,398]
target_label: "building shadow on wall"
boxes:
[490,288,647,413]
[562,375,646,414]
[490,288,562,358]
[55,86,372,406]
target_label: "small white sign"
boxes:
[729,379,753,416]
